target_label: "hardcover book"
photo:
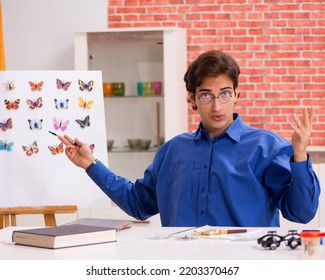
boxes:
[63,218,133,230]
[12,224,116,249]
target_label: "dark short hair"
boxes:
[184,50,240,93]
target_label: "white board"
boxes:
[0,70,110,207]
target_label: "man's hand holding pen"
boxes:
[58,135,96,170]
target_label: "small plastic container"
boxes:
[300,231,321,258]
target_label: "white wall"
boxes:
[0,1,160,226]
[2,0,107,70]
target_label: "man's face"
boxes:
[192,74,238,139]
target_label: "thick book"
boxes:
[12,224,116,249]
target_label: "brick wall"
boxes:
[108,0,325,146]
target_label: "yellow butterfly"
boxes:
[78,97,94,110]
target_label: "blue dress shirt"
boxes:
[87,114,320,227]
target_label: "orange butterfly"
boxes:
[4,99,20,110]
[78,97,94,109]
[29,81,44,91]
[48,142,64,155]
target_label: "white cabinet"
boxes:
[74,27,188,180]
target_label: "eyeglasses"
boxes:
[196,89,233,105]
[257,230,301,250]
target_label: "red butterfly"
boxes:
[4,99,20,110]
[56,79,71,91]
[0,118,13,131]
[48,142,64,155]
[22,141,39,156]
[29,81,44,91]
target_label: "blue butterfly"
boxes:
[0,140,14,152]
[54,98,69,109]
[28,119,43,130]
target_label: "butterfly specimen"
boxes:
[75,115,90,128]
[53,117,69,131]
[4,99,20,110]
[56,79,71,91]
[26,97,43,109]
[22,141,39,156]
[54,98,69,109]
[78,79,94,91]
[29,81,44,91]
[78,96,94,109]
[0,118,13,131]
[28,119,43,130]
[2,80,16,91]
[0,140,14,152]
[48,142,64,155]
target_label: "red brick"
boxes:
[270,99,301,107]
[107,0,325,144]
[256,84,271,91]
[270,4,300,11]
[303,99,325,107]
[273,116,288,123]
[139,0,154,5]
[312,139,325,146]
[125,15,138,21]
[148,6,177,13]
[266,124,282,131]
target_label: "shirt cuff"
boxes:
[85,159,99,173]
[290,154,313,179]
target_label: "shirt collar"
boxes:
[226,113,243,142]
[194,113,243,143]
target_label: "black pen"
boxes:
[48,131,76,145]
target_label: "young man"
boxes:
[59,50,320,227]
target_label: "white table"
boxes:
[1,226,324,260]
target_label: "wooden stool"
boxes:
[0,205,77,229]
